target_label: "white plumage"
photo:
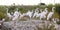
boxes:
[33,11,39,18]
[20,10,33,19]
[47,7,55,20]
[39,8,48,20]
[12,8,20,21]
[6,8,12,19]
[33,8,39,18]
[26,10,33,19]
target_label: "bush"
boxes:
[55,4,60,15]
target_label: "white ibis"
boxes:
[47,7,55,20]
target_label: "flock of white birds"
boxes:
[3,7,60,30]
[6,7,55,21]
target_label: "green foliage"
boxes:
[8,6,17,13]
[0,6,6,13]
[18,7,28,13]
[55,4,60,15]
[0,6,6,19]
[0,12,6,18]
[46,4,53,11]
[0,4,60,20]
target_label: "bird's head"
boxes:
[52,7,55,12]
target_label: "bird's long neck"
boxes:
[6,8,8,14]
[52,7,55,12]
[52,8,54,11]
[52,9,54,14]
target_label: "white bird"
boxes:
[44,8,48,15]
[33,8,39,18]
[6,8,12,20]
[39,12,46,20]
[12,8,20,21]
[47,7,55,20]
[26,10,33,19]
[20,10,33,19]
[36,9,43,18]
[39,8,48,20]
[35,8,39,12]
[33,11,39,18]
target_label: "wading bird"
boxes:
[47,7,55,20]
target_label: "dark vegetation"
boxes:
[0,3,60,20]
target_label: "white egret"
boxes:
[6,8,12,20]
[33,8,39,18]
[12,8,20,21]
[47,7,55,20]
[19,10,33,20]
[39,8,48,20]
[26,10,33,19]
[44,8,48,15]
